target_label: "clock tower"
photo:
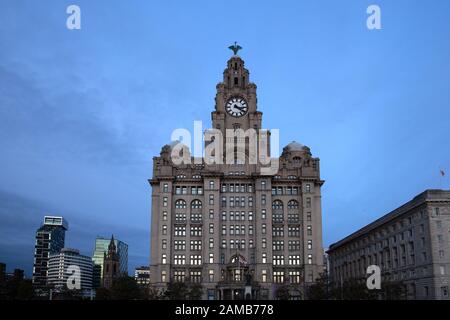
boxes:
[212,51,262,135]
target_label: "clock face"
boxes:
[226,97,248,117]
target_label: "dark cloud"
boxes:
[0,189,149,277]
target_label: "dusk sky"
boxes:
[1,0,449,276]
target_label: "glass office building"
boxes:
[92,236,128,287]
[32,216,68,287]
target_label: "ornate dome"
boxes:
[285,141,304,151]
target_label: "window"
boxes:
[162,254,167,264]
[209,270,214,282]
[191,199,202,209]
[306,198,311,208]
[209,253,214,263]
[307,212,312,222]
[289,255,301,265]
[307,225,312,236]
[289,226,300,237]
[209,194,214,205]
[222,225,226,236]
[163,197,168,207]
[248,211,253,221]
[163,183,169,193]
[273,271,284,283]
[287,200,299,209]
[162,239,167,249]
[261,194,266,206]
[190,255,202,265]
[289,271,301,284]
[262,223,266,234]
[308,254,313,264]
[175,199,186,209]
[221,211,226,221]
[262,238,267,249]
[307,240,312,250]
[209,223,214,234]
[272,200,283,210]
[289,240,301,251]
[261,180,266,189]
[305,184,311,193]
[261,269,267,283]
[174,270,185,282]
[174,255,186,265]
[221,196,226,207]
[262,253,267,264]
[161,271,167,282]
[190,240,202,251]
[162,211,168,221]
[248,225,253,235]
[190,271,202,283]
[162,225,167,235]
[174,240,185,250]
[273,227,284,237]
[273,240,284,251]
[209,181,214,189]
[209,238,214,249]
[261,209,266,219]
[273,255,285,266]
[221,240,227,248]
[209,209,214,219]
[248,197,253,207]
[190,226,202,237]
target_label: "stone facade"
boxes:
[149,52,324,299]
[328,189,450,300]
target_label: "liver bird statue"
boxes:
[228,42,242,55]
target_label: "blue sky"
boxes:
[0,0,449,276]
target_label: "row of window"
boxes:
[162,269,305,284]
[167,210,308,223]
[168,224,313,237]
[166,239,311,252]
[164,254,313,266]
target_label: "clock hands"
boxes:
[233,104,246,111]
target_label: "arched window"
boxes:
[293,157,301,164]
[175,199,187,209]
[288,200,299,209]
[272,200,283,210]
[191,199,202,209]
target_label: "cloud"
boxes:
[0,189,149,277]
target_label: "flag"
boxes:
[440,169,445,177]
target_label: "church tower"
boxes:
[102,235,120,289]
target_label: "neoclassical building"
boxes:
[149,47,324,299]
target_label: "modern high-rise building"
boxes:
[92,236,128,288]
[47,248,93,294]
[149,47,324,300]
[32,216,68,287]
[135,266,150,286]
[328,189,450,300]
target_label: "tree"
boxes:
[110,276,142,300]
[307,273,330,300]
[164,282,189,300]
[275,284,291,300]
[188,283,203,300]
[95,287,111,300]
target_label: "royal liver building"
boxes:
[149,45,324,300]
